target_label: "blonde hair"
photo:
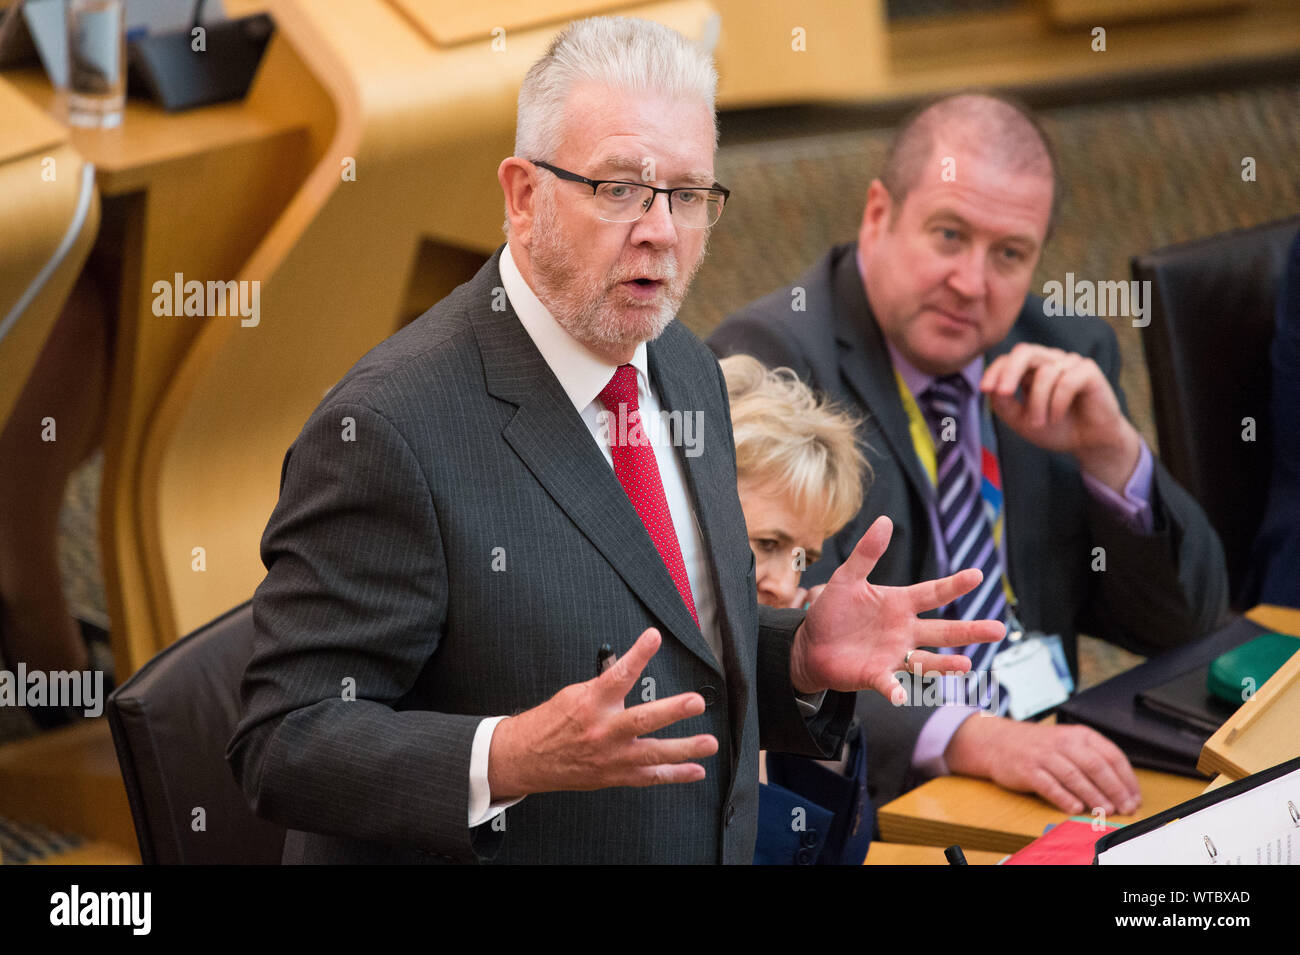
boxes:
[720,354,870,538]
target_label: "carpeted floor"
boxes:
[23,76,1299,745]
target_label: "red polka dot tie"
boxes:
[598,364,699,627]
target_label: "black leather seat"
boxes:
[106,601,285,864]
[1133,215,1300,609]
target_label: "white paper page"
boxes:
[1099,766,1300,865]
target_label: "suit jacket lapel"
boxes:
[473,254,722,676]
[650,324,753,742]
[830,249,935,537]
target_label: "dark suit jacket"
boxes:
[226,246,854,864]
[708,242,1230,808]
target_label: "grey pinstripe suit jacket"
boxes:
[226,246,854,864]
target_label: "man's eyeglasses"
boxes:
[530,160,729,229]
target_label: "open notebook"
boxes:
[1095,755,1300,865]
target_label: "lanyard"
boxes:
[893,369,1019,609]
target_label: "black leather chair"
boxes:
[1133,215,1300,609]
[106,601,285,864]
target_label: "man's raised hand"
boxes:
[789,516,1005,702]
[486,628,718,801]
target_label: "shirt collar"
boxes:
[854,243,984,400]
[500,242,650,413]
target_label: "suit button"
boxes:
[725,804,736,827]
[699,685,720,707]
[800,830,819,848]
[795,847,815,865]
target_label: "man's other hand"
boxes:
[981,343,1141,494]
[486,628,718,801]
[944,715,1142,816]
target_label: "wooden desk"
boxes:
[865,841,1008,865]
[1244,604,1300,638]
[879,767,1206,854]
[3,55,320,677]
[877,606,1300,855]
[0,720,137,858]
[0,76,99,425]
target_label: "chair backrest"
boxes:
[1133,216,1300,608]
[106,601,285,864]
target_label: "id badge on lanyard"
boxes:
[994,608,1074,720]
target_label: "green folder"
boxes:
[1207,632,1300,705]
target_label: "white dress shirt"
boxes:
[465,243,721,827]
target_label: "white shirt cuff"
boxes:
[468,715,525,828]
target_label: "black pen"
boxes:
[596,643,618,678]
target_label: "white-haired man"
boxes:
[228,17,1000,864]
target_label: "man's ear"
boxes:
[499,158,538,246]
[858,179,895,252]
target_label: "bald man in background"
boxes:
[710,92,1229,816]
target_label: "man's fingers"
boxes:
[1047,360,1093,426]
[1069,749,1130,816]
[620,762,708,788]
[872,671,909,706]
[979,355,1006,393]
[987,390,1025,429]
[1084,730,1142,810]
[612,691,705,738]
[905,567,983,615]
[901,649,972,675]
[988,344,1036,397]
[626,733,719,767]
[1045,751,1112,817]
[600,627,661,695]
[1029,767,1086,815]
[837,515,892,582]
[1025,360,1065,428]
[914,616,1006,648]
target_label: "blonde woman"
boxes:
[723,354,868,611]
[720,354,874,864]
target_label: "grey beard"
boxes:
[528,194,706,354]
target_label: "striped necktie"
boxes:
[921,374,1011,714]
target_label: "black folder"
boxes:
[1138,664,1240,735]
[1057,616,1269,778]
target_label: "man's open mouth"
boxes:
[622,278,665,296]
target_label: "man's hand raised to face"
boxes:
[789,516,1006,701]
[981,343,1142,495]
[486,628,718,801]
